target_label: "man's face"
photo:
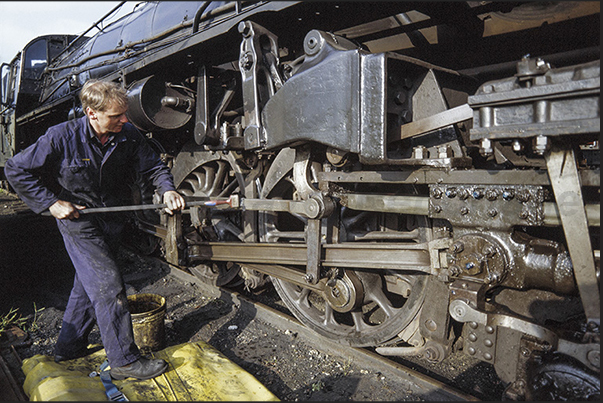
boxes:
[87,103,128,135]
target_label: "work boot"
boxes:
[54,346,92,363]
[110,356,168,380]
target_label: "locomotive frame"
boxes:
[1,2,599,400]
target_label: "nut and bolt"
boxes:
[413,146,428,159]
[438,145,453,159]
[516,191,531,202]
[502,190,515,200]
[482,246,495,257]
[394,91,407,105]
[479,138,493,157]
[486,189,498,201]
[451,242,464,253]
[449,265,462,277]
[431,188,443,199]
[458,189,469,200]
[424,347,440,362]
[484,273,499,284]
[532,135,550,155]
[472,189,484,199]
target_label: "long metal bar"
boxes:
[40,197,229,216]
[189,241,432,272]
[399,103,473,140]
[545,145,600,324]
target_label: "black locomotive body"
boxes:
[1,2,599,400]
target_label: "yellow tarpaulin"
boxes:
[22,341,279,401]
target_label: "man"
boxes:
[4,79,185,380]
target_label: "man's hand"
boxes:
[48,200,86,220]
[163,190,186,215]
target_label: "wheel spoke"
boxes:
[192,171,205,190]
[351,311,370,332]
[209,162,228,195]
[323,304,346,328]
[295,286,311,308]
[202,166,215,194]
[365,286,396,319]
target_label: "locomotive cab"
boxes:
[0,34,84,172]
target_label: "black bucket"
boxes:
[127,293,166,353]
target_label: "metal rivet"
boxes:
[425,319,437,332]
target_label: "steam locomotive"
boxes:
[1,1,599,400]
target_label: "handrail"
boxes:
[50,1,127,66]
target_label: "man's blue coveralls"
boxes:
[5,116,177,367]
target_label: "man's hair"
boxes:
[79,79,128,112]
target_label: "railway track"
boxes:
[162,259,489,401]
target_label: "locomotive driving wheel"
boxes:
[260,148,429,347]
[272,269,428,347]
[175,150,246,285]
